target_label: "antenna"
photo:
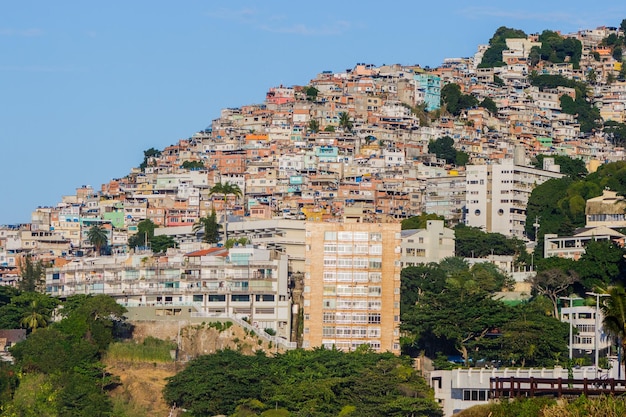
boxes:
[533,216,540,241]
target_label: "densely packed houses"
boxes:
[2,25,625,353]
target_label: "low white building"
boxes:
[428,365,619,416]
[400,220,455,267]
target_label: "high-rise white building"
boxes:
[465,159,563,239]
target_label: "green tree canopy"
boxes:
[18,255,46,292]
[181,160,205,170]
[532,154,588,178]
[150,235,178,253]
[479,97,498,115]
[164,349,442,417]
[441,84,478,116]
[478,26,527,68]
[401,213,445,230]
[139,147,162,171]
[193,209,220,244]
[87,225,108,255]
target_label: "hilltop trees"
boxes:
[479,26,527,68]
[532,30,582,68]
[139,147,162,171]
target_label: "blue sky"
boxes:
[1,1,625,224]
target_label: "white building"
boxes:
[45,245,292,340]
[465,159,563,239]
[401,220,455,267]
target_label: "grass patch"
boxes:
[107,337,177,363]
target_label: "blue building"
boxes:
[414,73,441,111]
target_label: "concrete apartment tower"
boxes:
[302,222,401,354]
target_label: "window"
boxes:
[231,294,250,302]
[208,294,226,302]
[324,231,337,241]
[192,295,203,302]
[338,231,353,241]
[463,390,488,401]
[369,258,382,269]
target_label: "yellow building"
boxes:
[303,222,401,354]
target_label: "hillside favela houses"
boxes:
[2,22,626,416]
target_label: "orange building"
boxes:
[303,222,401,354]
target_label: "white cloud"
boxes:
[0,65,81,73]
[259,20,351,36]
[206,7,258,23]
[0,28,43,37]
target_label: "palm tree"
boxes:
[209,182,242,243]
[193,209,220,244]
[20,299,50,333]
[87,225,108,255]
[339,111,353,132]
[601,285,626,375]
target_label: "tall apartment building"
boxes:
[303,222,401,354]
[465,159,563,239]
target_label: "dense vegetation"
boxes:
[529,30,582,68]
[400,258,569,367]
[428,135,469,165]
[164,348,442,417]
[479,26,527,68]
[440,84,478,117]
[525,160,626,241]
[0,290,128,416]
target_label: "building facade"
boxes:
[465,159,563,239]
[302,222,401,354]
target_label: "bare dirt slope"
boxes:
[105,360,178,417]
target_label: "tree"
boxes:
[601,285,626,373]
[20,298,51,333]
[210,181,243,243]
[139,147,162,171]
[576,240,626,290]
[527,268,579,318]
[304,86,319,101]
[150,235,178,253]
[193,209,220,244]
[128,219,157,249]
[478,26,527,68]
[401,213,444,230]
[479,97,498,115]
[428,136,457,164]
[441,83,478,116]
[182,160,205,170]
[308,118,320,133]
[18,255,46,292]
[0,292,58,330]
[532,155,588,178]
[87,225,108,255]
[338,112,353,132]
